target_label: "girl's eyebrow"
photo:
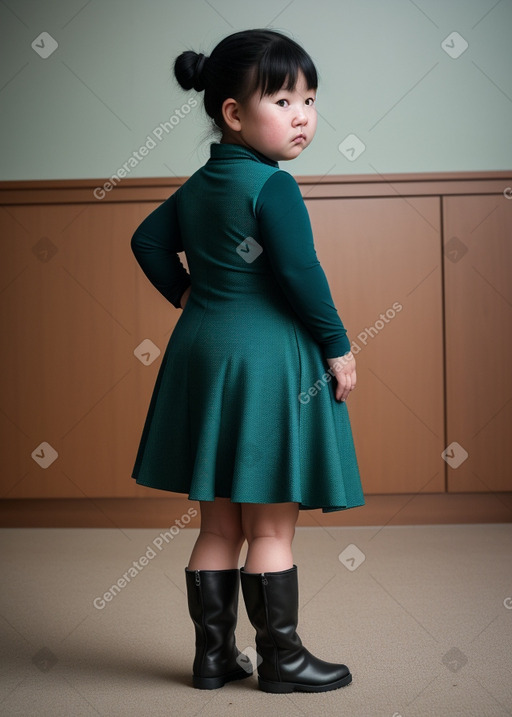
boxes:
[275,87,317,94]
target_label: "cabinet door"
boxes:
[307,196,445,494]
[443,194,512,492]
[0,201,181,499]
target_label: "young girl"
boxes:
[130,28,365,694]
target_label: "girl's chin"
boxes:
[265,144,307,162]
[282,145,306,159]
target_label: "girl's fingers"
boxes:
[339,375,349,402]
[337,370,356,402]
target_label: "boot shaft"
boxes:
[240,565,303,680]
[185,568,240,678]
[240,564,351,692]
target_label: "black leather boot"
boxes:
[185,567,253,689]
[240,564,352,693]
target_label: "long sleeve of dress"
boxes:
[255,170,351,359]
[130,189,191,309]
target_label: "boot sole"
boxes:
[193,668,253,690]
[258,671,352,693]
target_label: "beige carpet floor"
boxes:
[0,523,511,717]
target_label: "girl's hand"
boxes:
[180,285,191,309]
[326,352,356,402]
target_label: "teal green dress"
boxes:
[130,142,364,513]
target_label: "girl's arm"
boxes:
[131,189,191,309]
[256,170,351,360]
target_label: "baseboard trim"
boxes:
[1,493,511,528]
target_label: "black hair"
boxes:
[173,29,318,134]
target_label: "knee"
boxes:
[243,526,295,546]
[200,522,245,546]
[241,503,298,544]
[198,499,245,546]
[241,514,296,545]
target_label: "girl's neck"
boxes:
[220,127,247,147]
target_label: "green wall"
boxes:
[1,0,511,180]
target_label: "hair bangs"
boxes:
[253,42,318,99]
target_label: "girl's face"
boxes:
[223,70,318,162]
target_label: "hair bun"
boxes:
[173,50,208,92]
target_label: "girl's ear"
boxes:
[221,98,242,133]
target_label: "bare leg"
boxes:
[241,502,299,573]
[187,498,245,570]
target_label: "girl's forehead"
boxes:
[267,72,315,95]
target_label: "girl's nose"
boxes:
[293,106,307,125]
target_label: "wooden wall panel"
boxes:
[1,171,510,523]
[0,200,182,499]
[308,197,444,494]
[443,194,512,492]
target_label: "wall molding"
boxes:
[1,170,510,206]
[1,494,511,528]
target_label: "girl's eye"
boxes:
[276,97,316,107]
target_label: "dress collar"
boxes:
[209,142,279,168]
